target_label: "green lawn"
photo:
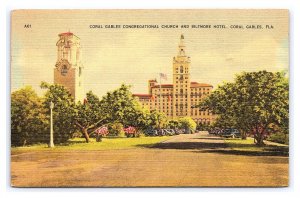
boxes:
[11,136,171,153]
[224,138,265,152]
[224,137,289,156]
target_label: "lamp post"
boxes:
[49,101,55,148]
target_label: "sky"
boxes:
[11,9,289,97]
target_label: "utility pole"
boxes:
[49,101,55,148]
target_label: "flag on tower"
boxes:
[159,73,167,80]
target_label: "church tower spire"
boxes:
[178,34,186,56]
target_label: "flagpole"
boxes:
[159,73,162,113]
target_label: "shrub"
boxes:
[178,117,197,134]
[95,126,109,142]
[267,132,288,144]
[124,126,137,138]
[108,122,124,137]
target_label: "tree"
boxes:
[126,105,151,131]
[41,82,76,143]
[74,91,105,143]
[99,84,150,128]
[148,110,168,129]
[211,114,237,131]
[75,84,153,142]
[11,86,48,146]
[178,117,197,133]
[198,71,289,145]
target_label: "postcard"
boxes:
[11,9,289,187]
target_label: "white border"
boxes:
[1,0,299,198]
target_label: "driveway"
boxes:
[11,132,288,187]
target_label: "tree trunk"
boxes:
[23,139,27,147]
[82,128,90,143]
[96,135,102,142]
[255,132,265,146]
[241,130,247,140]
[256,136,265,146]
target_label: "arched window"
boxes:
[61,65,68,76]
[180,66,183,73]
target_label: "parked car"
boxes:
[220,128,241,138]
[165,129,176,136]
[145,128,177,136]
[209,128,221,135]
[159,129,177,136]
[144,129,158,136]
[174,129,185,135]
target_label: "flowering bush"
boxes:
[124,126,137,138]
[95,126,109,142]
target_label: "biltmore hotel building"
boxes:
[133,34,215,125]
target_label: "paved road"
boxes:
[11,132,288,187]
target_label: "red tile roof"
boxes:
[59,32,74,36]
[152,84,173,88]
[133,94,152,98]
[190,82,213,87]
[151,82,212,88]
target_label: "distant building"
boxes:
[133,35,215,125]
[54,32,84,102]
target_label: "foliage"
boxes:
[95,126,109,142]
[73,84,154,142]
[99,84,151,129]
[74,91,104,143]
[178,117,197,133]
[148,110,168,129]
[11,86,48,146]
[198,71,289,145]
[267,132,289,145]
[197,122,212,131]
[167,119,179,129]
[41,82,76,143]
[124,126,137,138]
[107,122,124,137]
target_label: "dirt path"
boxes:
[11,132,288,187]
[154,131,227,150]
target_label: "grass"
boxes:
[11,136,171,154]
[224,137,289,156]
[224,138,265,152]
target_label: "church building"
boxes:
[54,32,85,102]
[133,35,215,125]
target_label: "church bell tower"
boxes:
[54,32,84,102]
